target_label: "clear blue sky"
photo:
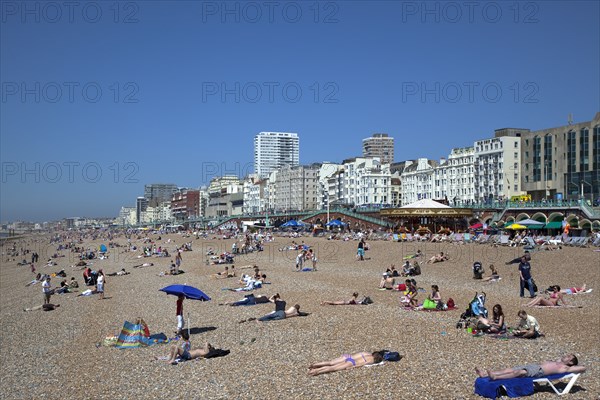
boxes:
[1,0,599,222]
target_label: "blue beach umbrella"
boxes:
[159,284,211,301]
[326,219,347,227]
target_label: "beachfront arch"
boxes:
[566,214,579,228]
[592,220,600,230]
[531,212,548,223]
[505,216,515,224]
[516,213,530,222]
[548,212,564,222]
[579,219,592,230]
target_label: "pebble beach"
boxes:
[1,233,599,399]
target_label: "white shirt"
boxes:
[42,280,51,293]
[97,275,104,285]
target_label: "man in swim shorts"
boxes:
[475,354,586,380]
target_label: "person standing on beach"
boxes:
[357,239,365,261]
[176,295,185,335]
[96,270,105,300]
[175,253,182,272]
[518,256,535,298]
[42,276,52,304]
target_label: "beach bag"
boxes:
[383,351,402,361]
[360,296,374,305]
[446,298,455,309]
[397,283,406,292]
[423,298,437,309]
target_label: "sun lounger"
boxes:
[474,372,583,399]
[534,372,582,395]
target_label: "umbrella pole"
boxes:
[187,311,190,337]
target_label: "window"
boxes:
[580,128,589,171]
[532,136,541,182]
[514,142,518,148]
[544,134,553,181]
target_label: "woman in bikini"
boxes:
[525,286,567,307]
[321,292,359,306]
[308,351,385,376]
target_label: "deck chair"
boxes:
[576,237,589,247]
[523,237,538,251]
[499,235,510,246]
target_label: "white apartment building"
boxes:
[343,158,393,207]
[474,130,522,201]
[400,158,438,205]
[434,147,475,205]
[318,162,344,209]
[254,132,300,178]
[242,175,267,214]
[268,164,320,211]
[140,201,172,224]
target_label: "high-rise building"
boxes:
[254,132,300,178]
[144,183,178,206]
[363,133,394,164]
[136,197,148,224]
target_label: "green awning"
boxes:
[544,221,562,229]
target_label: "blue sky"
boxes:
[1,0,599,222]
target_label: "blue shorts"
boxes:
[357,249,365,256]
[181,350,192,360]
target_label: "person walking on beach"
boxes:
[518,256,535,298]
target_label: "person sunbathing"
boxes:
[322,292,359,305]
[427,252,448,264]
[212,266,231,279]
[220,293,271,306]
[308,351,385,376]
[557,284,588,295]
[475,354,586,380]
[525,286,567,307]
[133,262,154,268]
[107,268,130,277]
[481,264,500,282]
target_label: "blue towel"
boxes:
[474,377,534,399]
[474,373,572,399]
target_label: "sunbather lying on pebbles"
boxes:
[322,292,359,305]
[308,351,385,376]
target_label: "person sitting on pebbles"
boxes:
[155,330,216,364]
[427,252,449,264]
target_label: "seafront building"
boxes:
[362,133,394,164]
[144,183,178,206]
[473,129,524,202]
[114,113,598,224]
[400,158,438,205]
[254,132,300,178]
[434,147,476,205]
[267,164,321,212]
[171,189,201,221]
[520,112,600,202]
[342,157,394,207]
